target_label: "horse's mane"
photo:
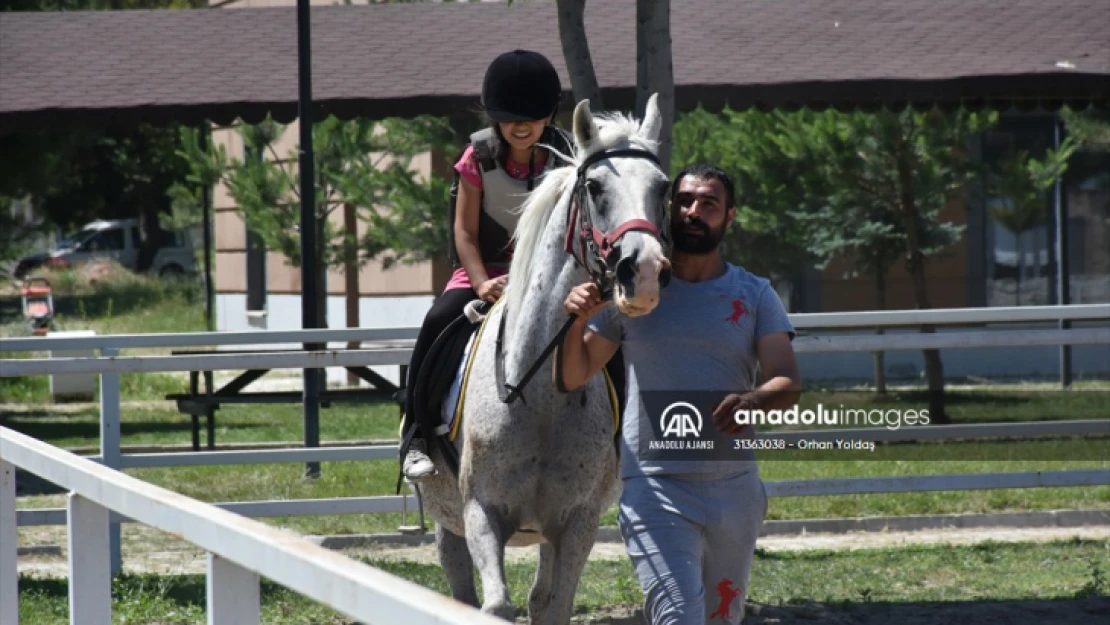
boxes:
[506,111,658,314]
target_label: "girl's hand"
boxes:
[477,275,508,302]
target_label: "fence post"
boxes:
[68,493,112,625]
[99,347,122,576]
[207,553,261,625]
[1,459,19,625]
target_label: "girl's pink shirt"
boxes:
[444,145,547,292]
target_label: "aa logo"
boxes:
[660,402,703,438]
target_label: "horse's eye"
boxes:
[585,179,602,200]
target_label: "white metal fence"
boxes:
[3,304,1109,574]
[0,427,508,625]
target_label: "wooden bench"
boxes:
[165,349,406,450]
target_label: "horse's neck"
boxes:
[504,198,586,382]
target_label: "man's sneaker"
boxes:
[403,438,437,480]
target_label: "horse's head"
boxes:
[569,94,672,317]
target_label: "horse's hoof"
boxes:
[482,601,517,621]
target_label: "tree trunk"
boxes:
[637,0,674,169]
[556,0,602,110]
[873,269,887,395]
[344,203,361,387]
[894,132,948,424]
[1015,235,1024,305]
[135,200,168,273]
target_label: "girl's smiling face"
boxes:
[498,117,550,153]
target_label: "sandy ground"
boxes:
[16,523,1110,578]
[15,523,1110,624]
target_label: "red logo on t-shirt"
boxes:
[722,296,746,326]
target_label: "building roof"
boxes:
[1,0,1107,132]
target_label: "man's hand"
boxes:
[564,282,606,319]
[712,393,758,436]
[477,275,508,302]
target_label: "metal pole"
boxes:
[1054,116,1072,388]
[297,0,322,478]
[199,124,215,332]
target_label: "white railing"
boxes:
[3,304,1109,574]
[0,427,507,625]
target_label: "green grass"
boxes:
[1,270,207,404]
[16,539,1110,624]
[1,268,207,338]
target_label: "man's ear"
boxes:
[726,206,737,230]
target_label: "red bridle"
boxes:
[562,148,665,288]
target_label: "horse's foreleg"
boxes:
[528,543,556,622]
[463,499,517,621]
[435,522,479,608]
[538,509,597,625]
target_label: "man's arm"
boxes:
[712,332,801,434]
[558,282,620,391]
[558,318,620,391]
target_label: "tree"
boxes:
[0,123,192,270]
[173,114,457,322]
[671,106,820,300]
[0,0,208,270]
[511,0,676,164]
[555,0,602,111]
[670,105,1078,420]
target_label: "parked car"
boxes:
[13,219,197,279]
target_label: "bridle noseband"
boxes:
[563,147,666,296]
[496,146,667,405]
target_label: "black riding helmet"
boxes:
[482,49,562,122]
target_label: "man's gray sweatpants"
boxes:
[618,470,768,625]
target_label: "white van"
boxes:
[15,219,197,278]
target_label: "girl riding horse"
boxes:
[401,49,577,479]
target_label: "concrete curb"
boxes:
[17,545,62,557]
[306,508,1110,550]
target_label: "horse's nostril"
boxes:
[616,256,637,286]
[659,267,672,288]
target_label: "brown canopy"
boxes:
[1,0,1106,132]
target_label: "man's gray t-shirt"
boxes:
[588,263,795,479]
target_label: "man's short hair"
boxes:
[671,163,736,209]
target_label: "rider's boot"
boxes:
[403,436,437,480]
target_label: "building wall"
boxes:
[817,194,972,312]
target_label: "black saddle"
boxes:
[397,301,489,489]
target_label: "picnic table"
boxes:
[165,348,407,450]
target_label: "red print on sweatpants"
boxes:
[710,578,742,620]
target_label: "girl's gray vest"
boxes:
[447,126,574,269]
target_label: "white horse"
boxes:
[417,94,672,624]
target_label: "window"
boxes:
[978,113,1110,306]
[980,115,1055,306]
[84,228,125,251]
[246,227,267,311]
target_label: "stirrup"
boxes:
[397,479,427,536]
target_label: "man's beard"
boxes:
[671,217,725,254]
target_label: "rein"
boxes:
[495,146,663,405]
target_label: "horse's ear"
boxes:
[573,99,599,149]
[639,93,662,146]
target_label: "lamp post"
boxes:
[297,0,322,478]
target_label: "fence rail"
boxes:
[2,303,1107,354]
[0,427,506,625]
[3,303,1109,578]
[4,328,1107,376]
